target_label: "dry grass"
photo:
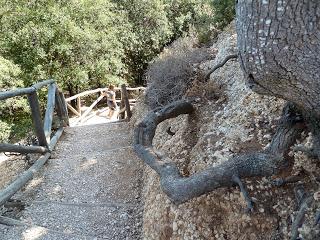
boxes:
[144,37,212,109]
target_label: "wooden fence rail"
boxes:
[0,79,69,207]
[0,82,143,206]
[66,84,144,123]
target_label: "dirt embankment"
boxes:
[131,22,320,240]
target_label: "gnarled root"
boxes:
[204,54,238,81]
[290,185,315,240]
[134,100,305,205]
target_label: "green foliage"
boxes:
[112,0,218,84]
[0,56,22,89]
[211,0,235,29]
[0,56,30,142]
[0,119,11,142]
[0,0,233,89]
[165,0,215,42]
[0,0,235,142]
[0,0,131,89]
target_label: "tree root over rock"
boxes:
[204,54,238,81]
[133,99,320,238]
[134,100,306,206]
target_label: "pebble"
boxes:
[173,222,178,232]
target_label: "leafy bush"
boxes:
[0,120,11,142]
[211,0,235,29]
[145,37,211,109]
[0,56,31,142]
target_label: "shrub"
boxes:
[144,37,211,109]
[211,0,235,29]
[0,120,11,142]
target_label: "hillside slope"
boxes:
[132,23,319,240]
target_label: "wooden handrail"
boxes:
[32,79,55,90]
[0,79,69,151]
[0,143,49,154]
[65,88,109,102]
[74,95,104,124]
[0,79,69,207]
[0,87,35,100]
[0,79,56,101]
[65,86,145,102]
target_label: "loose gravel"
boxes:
[0,122,143,240]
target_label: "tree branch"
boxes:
[204,54,238,81]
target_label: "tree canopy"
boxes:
[0,0,235,142]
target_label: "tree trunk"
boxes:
[236,0,320,115]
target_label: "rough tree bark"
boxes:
[236,0,320,116]
[236,4,320,234]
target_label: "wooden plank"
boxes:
[119,89,126,120]
[55,89,66,127]
[76,95,104,124]
[121,84,132,120]
[65,86,144,102]
[43,83,56,144]
[0,87,35,100]
[0,143,48,154]
[65,88,108,102]
[28,92,48,147]
[76,97,81,116]
[67,103,81,117]
[58,91,70,126]
[49,127,63,151]
[0,152,51,206]
[125,87,145,91]
[32,79,55,90]
[115,99,136,103]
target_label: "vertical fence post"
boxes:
[121,84,132,120]
[43,83,56,144]
[55,89,65,127]
[28,91,48,147]
[59,91,69,126]
[77,97,81,116]
[119,90,126,120]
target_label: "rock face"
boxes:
[132,23,320,240]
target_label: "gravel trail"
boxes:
[0,122,143,240]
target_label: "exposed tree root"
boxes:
[134,100,306,205]
[290,185,314,240]
[272,170,307,187]
[204,54,238,81]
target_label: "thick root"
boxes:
[134,100,305,204]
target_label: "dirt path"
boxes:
[0,122,143,240]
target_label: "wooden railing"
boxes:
[0,79,69,206]
[65,84,144,124]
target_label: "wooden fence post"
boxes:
[119,90,126,120]
[58,91,70,126]
[76,97,81,116]
[121,84,132,120]
[27,92,48,147]
[43,83,56,144]
[55,89,66,127]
